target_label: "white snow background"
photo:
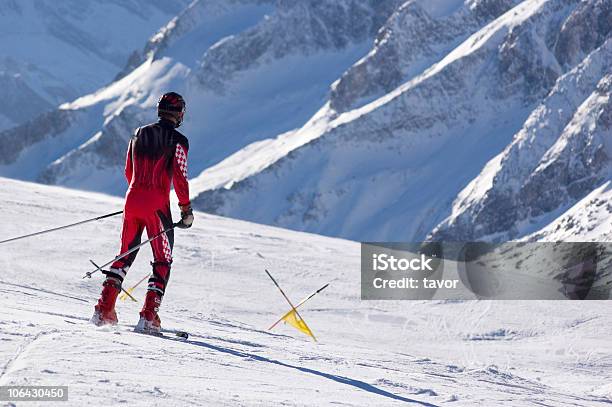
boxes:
[0,0,611,405]
[0,178,610,406]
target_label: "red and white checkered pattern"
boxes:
[175,144,188,179]
[159,219,172,262]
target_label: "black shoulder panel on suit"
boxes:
[173,130,189,151]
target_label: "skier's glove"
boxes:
[177,204,194,229]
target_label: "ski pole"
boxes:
[89,260,138,302]
[264,269,316,341]
[268,283,329,330]
[119,273,150,301]
[0,210,123,245]
[82,223,179,279]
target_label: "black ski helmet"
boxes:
[158,92,186,127]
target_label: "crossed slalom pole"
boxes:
[265,269,330,341]
[119,273,151,301]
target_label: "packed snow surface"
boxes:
[0,178,611,406]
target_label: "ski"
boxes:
[132,328,189,340]
[166,329,189,339]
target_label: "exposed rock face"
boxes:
[114,0,274,79]
[329,0,523,112]
[524,76,611,207]
[0,109,81,165]
[554,0,612,68]
[37,107,144,192]
[431,38,612,241]
[192,0,401,95]
[523,181,612,242]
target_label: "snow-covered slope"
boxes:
[1,177,611,405]
[0,0,399,196]
[192,0,596,241]
[523,181,612,241]
[0,0,187,130]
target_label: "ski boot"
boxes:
[91,276,121,326]
[134,290,162,334]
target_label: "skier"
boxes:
[91,92,194,333]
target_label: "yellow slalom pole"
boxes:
[265,269,317,341]
[119,273,150,302]
[268,283,329,330]
[89,260,137,302]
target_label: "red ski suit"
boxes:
[110,118,190,296]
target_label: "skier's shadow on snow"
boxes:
[176,337,439,406]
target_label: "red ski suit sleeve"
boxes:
[173,143,190,207]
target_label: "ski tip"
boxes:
[175,331,189,339]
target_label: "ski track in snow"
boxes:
[0,177,611,406]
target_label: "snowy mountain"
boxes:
[0,0,400,195]
[431,31,612,242]
[329,0,524,113]
[0,0,187,130]
[523,180,612,242]
[1,0,610,243]
[191,0,611,241]
[1,176,611,405]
